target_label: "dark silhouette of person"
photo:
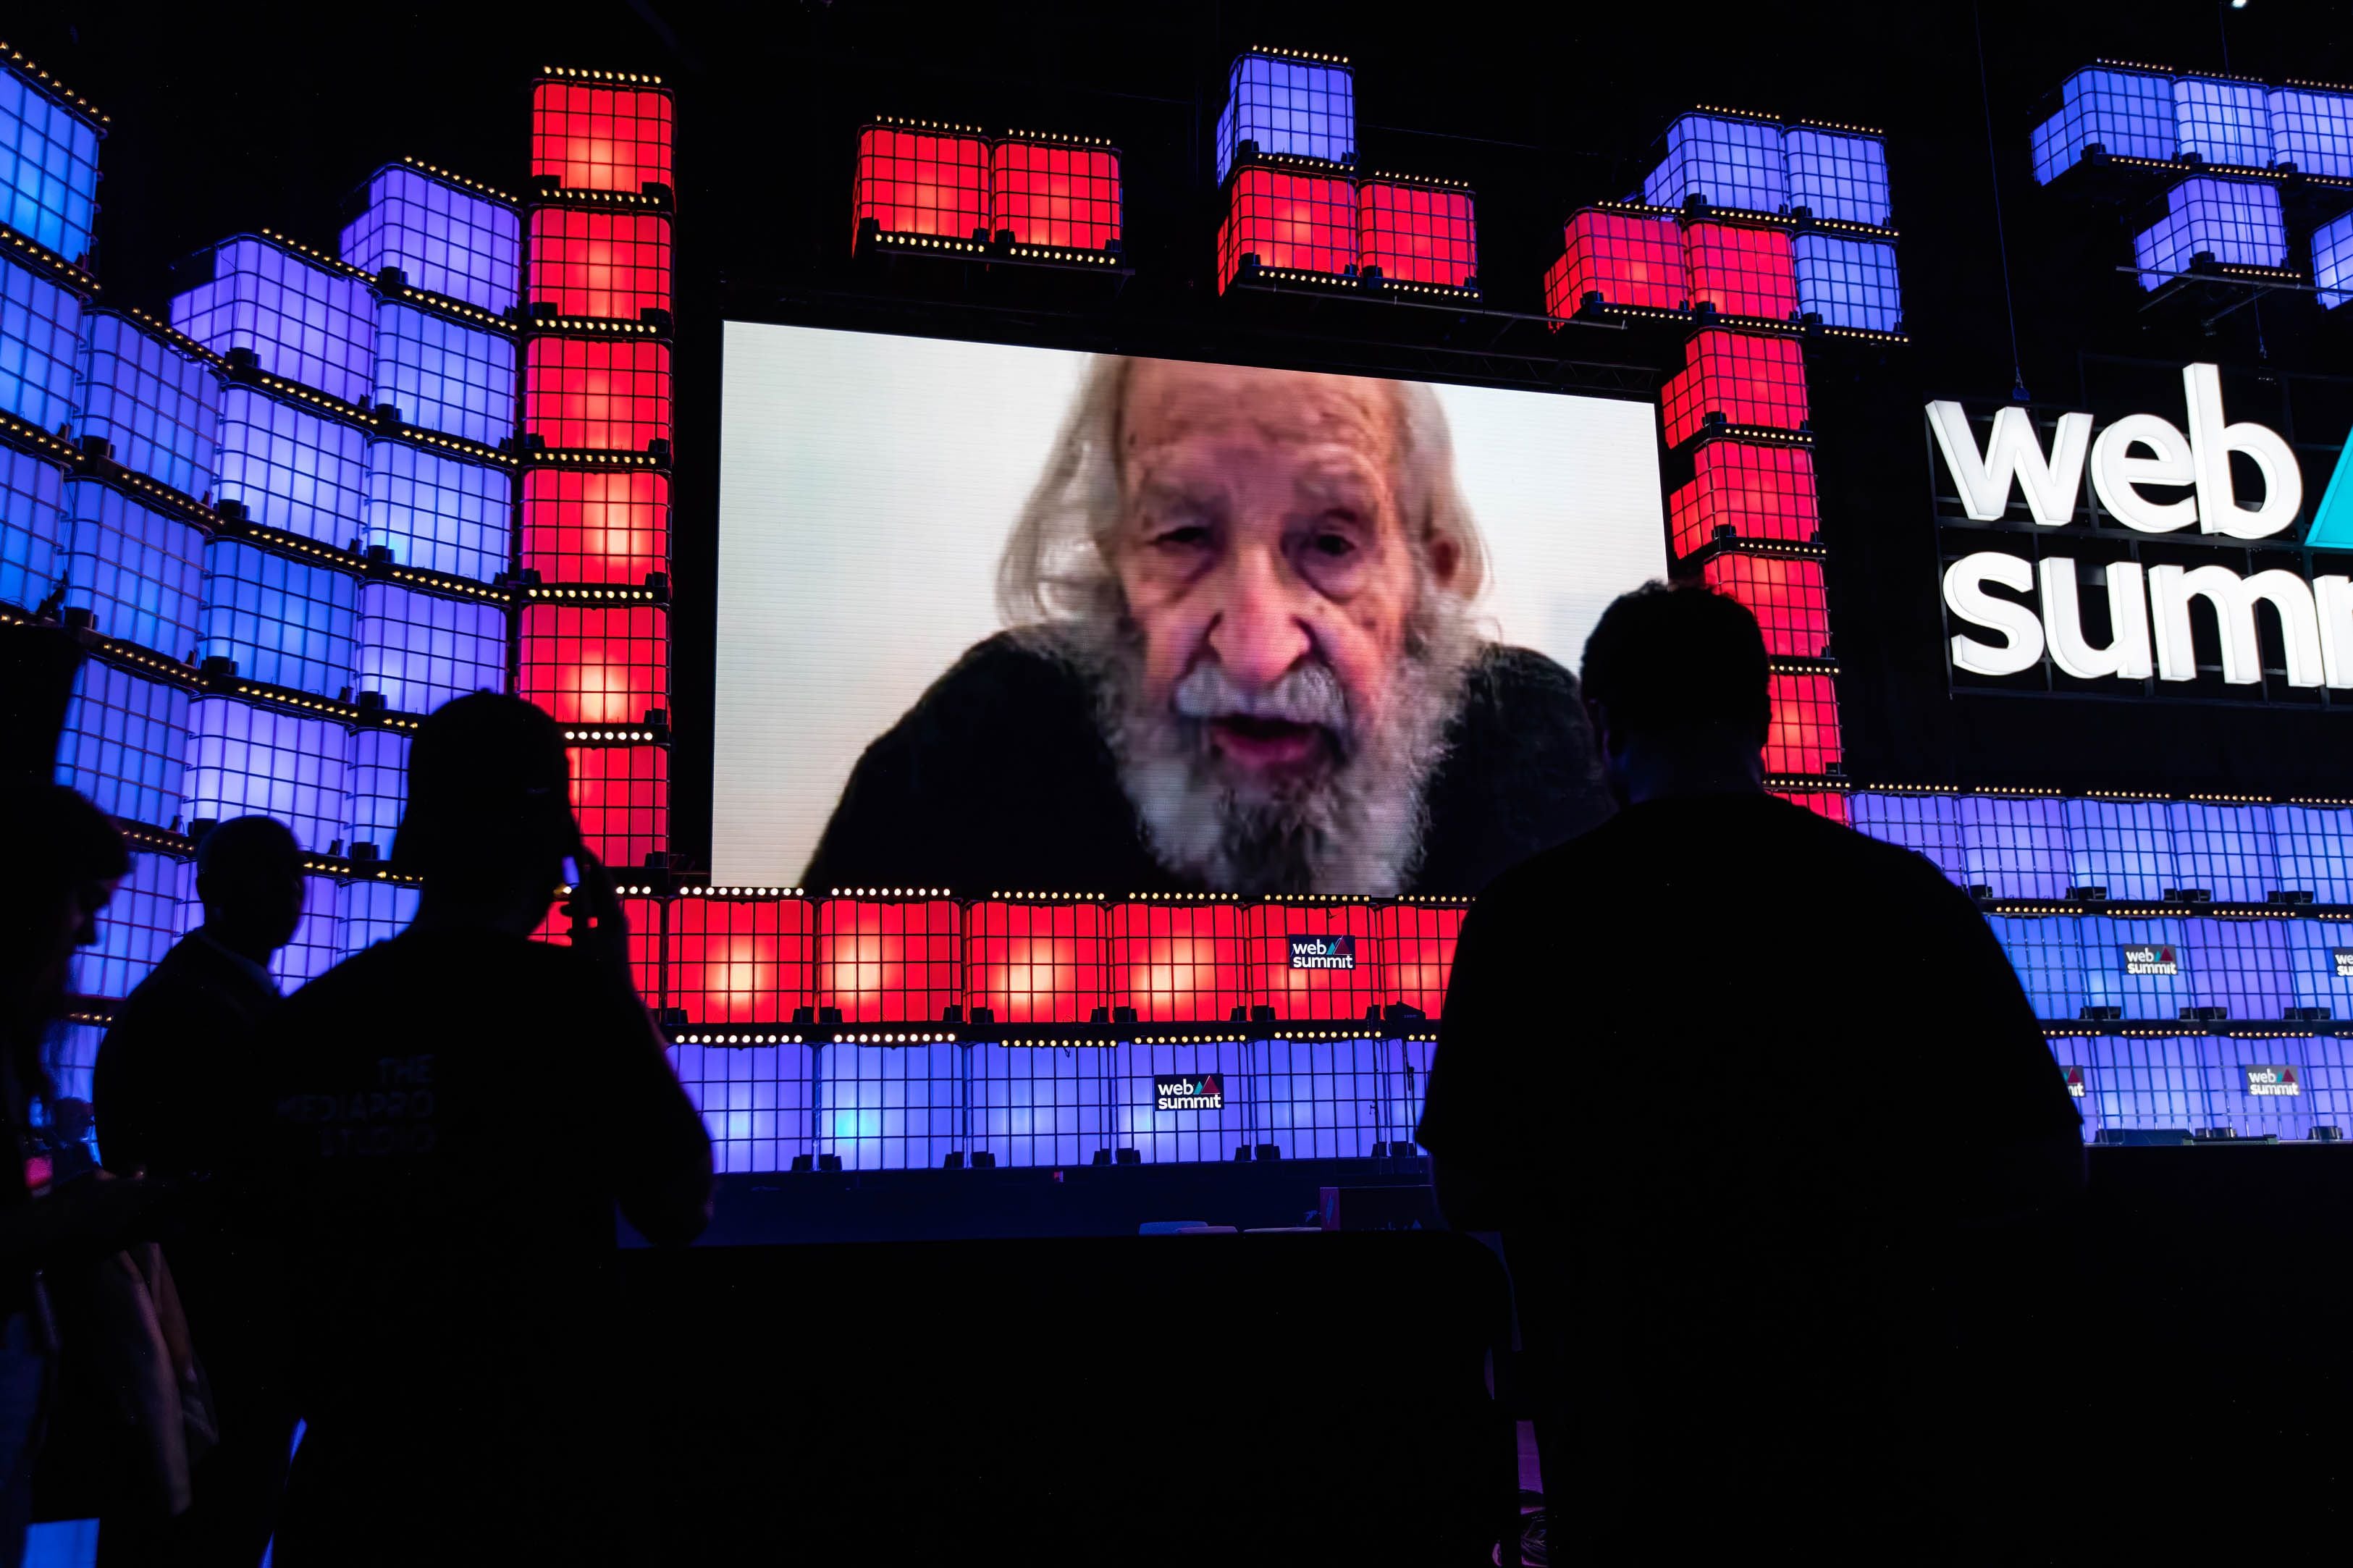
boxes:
[93,814,306,1564]
[1417,583,2083,1565]
[257,694,712,1564]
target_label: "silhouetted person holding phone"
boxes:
[93,814,305,1564]
[1418,583,2082,1564]
[258,695,712,1564]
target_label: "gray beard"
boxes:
[1032,589,1481,896]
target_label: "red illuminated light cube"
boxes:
[531,80,674,194]
[817,899,963,1024]
[1667,441,1819,557]
[1659,329,1808,447]
[1546,208,1685,316]
[1774,790,1851,825]
[990,138,1121,250]
[1766,671,1841,777]
[1106,903,1247,1024]
[524,336,672,453]
[519,602,669,725]
[665,894,815,1024]
[1701,552,1831,659]
[964,901,1107,1023]
[529,893,663,1000]
[522,467,669,584]
[1683,221,1798,320]
[1216,163,1358,290]
[1245,902,1381,1024]
[568,743,668,870]
[854,124,990,244]
[1373,902,1465,1019]
[528,207,672,319]
[1357,177,1477,288]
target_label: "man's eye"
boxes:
[1154,526,1211,549]
[1310,532,1356,558]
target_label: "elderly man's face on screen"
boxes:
[1109,361,1462,796]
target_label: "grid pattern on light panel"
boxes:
[2307,1036,2353,1130]
[2285,922,2353,1016]
[1792,234,1902,333]
[196,538,356,698]
[63,479,203,657]
[0,253,83,433]
[273,873,342,991]
[1668,441,1818,557]
[1660,330,1809,446]
[990,140,1121,251]
[2166,801,2278,903]
[170,237,376,405]
[1217,166,1358,289]
[1106,902,1247,1024]
[0,443,64,610]
[1784,127,1891,226]
[2173,76,2273,167]
[1375,903,1463,1019]
[1642,114,1786,213]
[1774,790,1849,825]
[1987,914,2087,1021]
[851,127,988,242]
[670,1041,812,1175]
[1961,796,2071,900]
[342,726,408,860]
[1255,1037,1397,1159]
[817,1042,962,1171]
[517,602,667,725]
[1549,211,1685,315]
[182,696,347,853]
[1244,902,1379,1021]
[371,302,515,447]
[1683,222,1797,319]
[665,895,813,1024]
[339,165,521,316]
[70,852,189,1000]
[0,67,99,261]
[2062,798,2176,901]
[1851,793,1967,883]
[526,207,671,319]
[2134,178,2287,288]
[214,386,369,548]
[1358,181,1476,287]
[1701,552,1830,659]
[568,743,666,871]
[1764,671,1839,776]
[2079,915,2192,1021]
[2270,805,2353,903]
[520,466,665,584]
[361,438,509,584]
[817,899,961,1024]
[2269,88,2353,180]
[1108,1040,1254,1165]
[75,311,222,501]
[523,336,670,452]
[969,1045,1106,1168]
[2315,210,2353,310]
[2200,1034,2313,1139]
[353,580,506,716]
[2086,1034,2207,1131]
[964,901,1106,1024]
[1216,54,1355,182]
[56,660,189,830]
[337,877,418,957]
[2030,66,2176,184]
[531,82,673,193]
[2184,918,2294,1021]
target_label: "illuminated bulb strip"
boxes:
[673,1034,808,1047]
[538,66,666,86]
[1364,170,1473,191]
[985,892,1108,901]
[560,728,661,743]
[75,464,215,531]
[526,316,661,336]
[2092,57,2176,74]
[1230,150,1355,177]
[872,233,989,256]
[1767,658,1838,675]
[686,885,807,898]
[0,41,107,122]
[0,224,98,292]
[2286,77,2353,93]
[534,188,668,210]
[77,636,198,688]
[246,374,374,430]
[123,307,229,368]
[1003,245,1120,266]
[828,888,952,898]
[1247,43,1350,66]
[1786,116,1885,137]
[382,423,517,469]
[526,585,660,602]
[399,155,518,208]
[1764,774,1851,792]
[1691,103,1782,125]
[522,448,665,470]
[870,115,988,136]
[0,408,77,458]
[1003,128,1116,149]
[256,227,379,287]
[1694,424,1814,447]
[392,285,518,335]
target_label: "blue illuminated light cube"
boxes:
[2133,177,2287,289]
[2284,922,2353,1018]
[2080,915,2193,1021]
[361,438,510,583]
[170,236,377,405]
[1214,51,1355,182]
[969,1044,1108,1168]
[2267,86,2353,178]
[64,479,204,657]
[337,877,418,958]
[74,310,223,500]
[354,581,506,716]
[1642,113,1786,214]
[1851,793,1966,882]
[1256,1037,1394,1159]
[2268,805,2353,902]
[342,728,410,861]
[2030,64,2176,184]
[2087,1034,2208,1131]
[817,1042,962,1170]
[0,443,65,610]
[182,696,348,854]
[0,63,100,263]
[70,851,190,1000]
[1960,796,2070,900]
[1784,126,1890,226]
[0,253,83,432]
[1110,1040,1255,1165]
[195,538,357,699]
[2173,75,2274,167]
[55,659,191,830]
[2199,1034,2312,1139]
[2063,798,2177,901]
[2181,917,2294,1021]
[370,302,515,446]
[2314,209,2353,310]
[214,385,369,547]
[669,1041,814,1174]
[1987,914,2087,1021]
[1792,234,1901,332]
[2165,801,2278,903]
[339,164,521,316]
[274,873,344,991]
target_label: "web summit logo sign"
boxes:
[1930,366,2353,691]
[1288,934,1356,971]
[1155,1074,1224,1111]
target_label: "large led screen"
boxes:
[715,324,1667,895]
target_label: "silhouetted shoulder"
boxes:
[1413,644,1612,895]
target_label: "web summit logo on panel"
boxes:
[1287,934,1356,970]
[1154,1074,1225,1111]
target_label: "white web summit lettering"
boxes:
[2121,944,2179,977]
[1289,934,1356,971]
[1155,1073,1225,1111]
[2334,948,2353,980]
[2243,1064,2302,1098]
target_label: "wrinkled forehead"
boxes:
[1119,360,1398,481]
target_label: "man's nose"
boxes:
[1205,544,1313,691]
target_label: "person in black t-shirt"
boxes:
[258,696,711,1565]
[1418,583,2083,1564]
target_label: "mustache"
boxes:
[1170,660,1351,733]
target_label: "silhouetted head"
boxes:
[0,783,127,1097]
[394,694,575,919]
[195,816,306,963]
[1580,583,1772,806]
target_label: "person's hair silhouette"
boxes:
[193,817,306,966]
[1577,582,1774,807]
[394,693,578,922]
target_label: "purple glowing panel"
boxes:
[2286,922,2353,1019]
[2173,76,2273,168]
[2079,915,2193,1021]
[2198,1034,2312,1139]
[63,479,203,657]
[1791,233,1900,333]
[214,385,368,547]
[0,64,101,262]
[2087,1034,2208,1131]
[70,851,190,999]
[0,252,82,433]
[182,696,347,853]
[196,538,356,699]
[668,1041,814,1174]
[370,302,515,447]
[969,1045,1107,1168]
[2030,65,2174,184]
[336,877,418,958]
[2268,805,2353,903]
[342,727,409,861]
[2181,917,2294,1021]
[361,438,509,584]
[2269,87,2353,180]
[55,660,190,830]
[1643,113,1785,214]
[338,164,521,316]
[1850,793,1966,883]
[1959,796,2070,901]
[74,311,222,501]
[2134,178,2286,289]
[2316,210,2353,311]
[354,579,506,715]
[2063,798,2176,902]
[2165,801,2278,904]
[1256,1036,1397,1159]
[1987,914,2087,1021]
[169,237,376,404]
[274,873,343,991]
[1108,1040,1255,1165]
[0,443,64,611]
[816,1042,963,1171]
[1784,127,1890,226]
